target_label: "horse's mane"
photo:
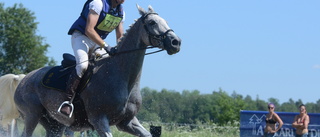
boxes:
[0,74,25,126]
[117,19,138,47]
[117,5,156,47]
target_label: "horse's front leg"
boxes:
[116,117,152,137]
[88,115,113,137]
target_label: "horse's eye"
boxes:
[148,20,156,26]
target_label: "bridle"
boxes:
[141,13,174,50]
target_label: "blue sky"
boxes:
[3,0,320,104]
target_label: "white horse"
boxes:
[0,74,26,137]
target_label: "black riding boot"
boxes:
[58,70,80,118]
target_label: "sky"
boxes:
[2,0,320,104]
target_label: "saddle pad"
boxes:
[42,66,73,92]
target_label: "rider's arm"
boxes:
[85,9,105,47]
[115,21,124,43]
[115,11,125,43]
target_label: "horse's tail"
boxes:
[0,74,25,127]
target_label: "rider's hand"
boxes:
[100,42,106,50]
[105,46,117,56]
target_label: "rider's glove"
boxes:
[105,45,117,56]
[100,42,117,56]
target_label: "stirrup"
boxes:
[57,101,74,118]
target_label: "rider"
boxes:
[58,0,126,117]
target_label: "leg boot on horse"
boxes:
[58,70,80,118]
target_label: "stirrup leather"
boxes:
[57,101,74,118]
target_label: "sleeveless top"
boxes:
[266,114,277,124]
[68,0,124,39]
[298,115,306,124]
[266,119,277,124]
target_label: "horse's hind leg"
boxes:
[39,116,65,137]
[21,112,42,137]
[116,117,152,137]
[15,91,44,137]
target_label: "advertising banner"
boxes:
[240,110,320,137]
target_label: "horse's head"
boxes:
[137,5,181,55]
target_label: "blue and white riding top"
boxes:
[68,0,125,39]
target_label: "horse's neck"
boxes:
[96,20,146,87]
[119,23,145,55]
[115,21,146,80]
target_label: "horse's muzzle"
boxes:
[164,31,181,55]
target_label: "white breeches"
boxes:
[71,31,106,78]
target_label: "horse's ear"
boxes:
[136,4,146,15]
[148,5,155,13]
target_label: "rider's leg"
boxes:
[58,31,91,117]
[59,70,80,116]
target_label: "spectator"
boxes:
[264,103,283,137]
[292,104,309,137]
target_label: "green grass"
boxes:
[73,122,240,137]
[2,120,240,137]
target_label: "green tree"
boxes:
[305,103,316,113]
[255,95,267,111]
[192,94,212,123]
[157,89,183,123]
[0,3,55,75]
[243,95,257,110]
[180,90,200,123]
[138,87,162,122]
[280,98,297,112]
[210,89,245,125]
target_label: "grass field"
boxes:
[1,120,240,137]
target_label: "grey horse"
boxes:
[13,5,181,137]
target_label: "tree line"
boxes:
[137,87,320,125]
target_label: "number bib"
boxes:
[97,14,122,32]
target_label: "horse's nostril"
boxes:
[172,39,179,46]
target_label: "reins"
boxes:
[116,46,165,55]
[99,45,164,57]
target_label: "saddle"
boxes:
[41,53,91,92]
